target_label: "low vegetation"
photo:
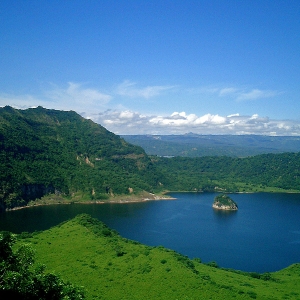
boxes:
[0,230,84,299]
[6,214,299,299]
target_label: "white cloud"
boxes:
[219,87,238,96]
[193,85,280,102]
[0,82,112,113]
[195,114,227,125]
[236,89,278,101]
[0,94,41,110]
[116,80,175,99]
[0,81,292,135]
[86,110,300,136]
[119,111,136,119]
[227,113,240,117]
[47,82,111,106]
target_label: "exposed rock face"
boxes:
[212,194,238,210]
[21,184,61,201]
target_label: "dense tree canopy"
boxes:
[154,153,300,192]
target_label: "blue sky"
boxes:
[1,0,300,135]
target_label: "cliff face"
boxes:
[212,194,238,210]
[21,184,61,201]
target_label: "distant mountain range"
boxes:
[122,134,300,157]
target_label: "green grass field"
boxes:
[17,214,300,299]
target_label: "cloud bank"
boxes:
[0,81,296,136]
[86,110,300,136]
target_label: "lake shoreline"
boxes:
[5,187,300,212]
[2,192,300,273]
[5,193,177,211]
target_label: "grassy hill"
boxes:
[17,214,300,299]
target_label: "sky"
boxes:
[1,0,300,135]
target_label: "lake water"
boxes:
[0,192,300,273]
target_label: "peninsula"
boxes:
[213,194,238,210]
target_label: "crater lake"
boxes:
[1,192,300,273]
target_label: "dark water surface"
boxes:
[1,192,300,273]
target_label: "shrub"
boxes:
[0,231,85,299]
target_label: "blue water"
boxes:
[1,192,300,273]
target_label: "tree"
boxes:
[0,231,85,299]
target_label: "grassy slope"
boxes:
[18,214,300,300]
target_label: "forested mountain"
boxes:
[122,134,300,157]
[1,106,300,211]
[155,153,300,193]
[0,106,163,210]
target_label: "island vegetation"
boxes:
[212,194,238,210]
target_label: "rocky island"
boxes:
[212,194,238,210]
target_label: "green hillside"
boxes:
[2,106,300,211]
[0,106,163,210]
[154,154,300,193]
[15,214,300,299]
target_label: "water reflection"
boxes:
[212,208,238,221]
